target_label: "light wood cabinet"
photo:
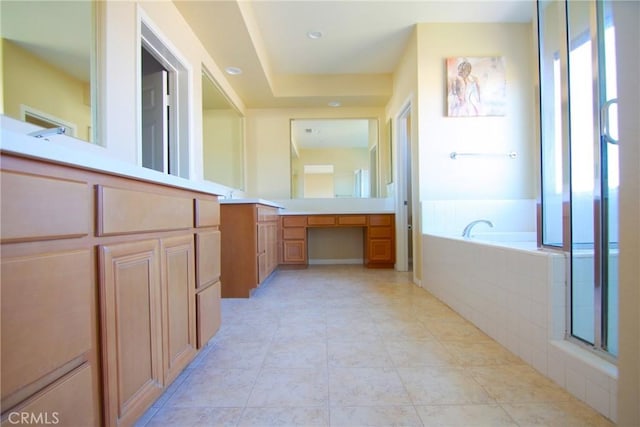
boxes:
[279,213,396,268]
[160,235,197,385]
[220,203,279,297]
[1,166,101,426]
[365,214,395,268]
[1,153,221,427]
[196,281,221,347]
[100,240,164,427]
[194,200,222,347]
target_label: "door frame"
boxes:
[137,8,191,178]
[395,98,413,273]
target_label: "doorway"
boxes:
[396,102,413,272]
[139,19,190,178]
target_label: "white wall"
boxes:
[614,1,640,425]
[100,1,245,195]
[415,23,536,201]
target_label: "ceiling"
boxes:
[0,0,533,111]
[174,0,534,109]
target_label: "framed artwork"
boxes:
[446,56,506,117]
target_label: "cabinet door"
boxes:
[282,240,306,264]
[268,222,278,273]
[100,240,163,427]
[161,235,197,385]
[367,239,394,265]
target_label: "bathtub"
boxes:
[422,232,618,421]
[466,231,538,250]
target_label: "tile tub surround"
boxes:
[422,234,618,423]
[136,265,612,427]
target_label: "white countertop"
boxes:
[1,116,224,196]
[279,211,393,215]
[220,199,284,209]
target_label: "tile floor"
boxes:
[136,265,613,427]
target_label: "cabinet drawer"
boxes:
[196,230,221,288]
[0,171,90,243]
[307,215,335,226]
[1,364,98,427]
[1,250,93,400]
[195,198,220,227]
[98,186,193,235]
[369,226,392,238]
[282,215,307,227]
[197,282,221,348]
[338,215,367,226]
[369,214,393,226]
[283,227,306,240]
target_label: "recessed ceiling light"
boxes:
[328,101,342,107]
[225,66,243,75]
[307,31,323,40]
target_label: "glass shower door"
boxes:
[598,0,619,356]
[567,0,619,355]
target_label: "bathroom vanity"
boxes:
[0,129,223,426]
[280,212,396,268]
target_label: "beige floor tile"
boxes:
[166,368,259,407]
[247,368,328,407]
[330,405,422,427]
[145,407,243,427]
[469,365,573,403]
[441,340,524,366]
[385,339,457,367]
[415,404,517,426]
[375,319,437,340]
[501,401,615,426]
[138,266,613,427]
[326,320,380,341]
[263,339,327,368]
[238,407,329,427]
[328,340,393,368]
[272,321,327,342]
[425,320,492,342]
[200,340,269,369]
[214,321,276,343]
[329,367,412,406]
[397,366,494,405]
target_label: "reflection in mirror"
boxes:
[291,118,379,199]
[202,69,244,190]
[1,1,95,143]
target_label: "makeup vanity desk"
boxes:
[279,212,395,268]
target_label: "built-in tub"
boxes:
[465,231,538,249]
[422,232,617,422]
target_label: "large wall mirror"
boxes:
[290,118,381,199]
[202,69,244,190]
[1,1,96,143]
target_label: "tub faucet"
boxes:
[462,219,493,238]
